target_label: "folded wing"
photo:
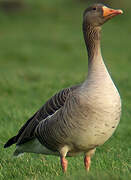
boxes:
[4,85,80,148]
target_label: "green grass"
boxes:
[0,0,131,179]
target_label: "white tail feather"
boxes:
[13,139,58,156]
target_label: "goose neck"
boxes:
[83,24,102,65]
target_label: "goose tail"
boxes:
[13,148,23,157]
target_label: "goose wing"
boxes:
[4,85,80,148]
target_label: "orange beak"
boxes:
[102,6,123,19]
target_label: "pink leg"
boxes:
[60,156,68,173]
[84,156,91,171]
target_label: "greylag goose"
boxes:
[4,4,123,172]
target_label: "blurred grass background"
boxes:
[0,0,131,179]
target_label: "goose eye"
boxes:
[92,7,97,11]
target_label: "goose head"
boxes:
[83,4,123,27]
